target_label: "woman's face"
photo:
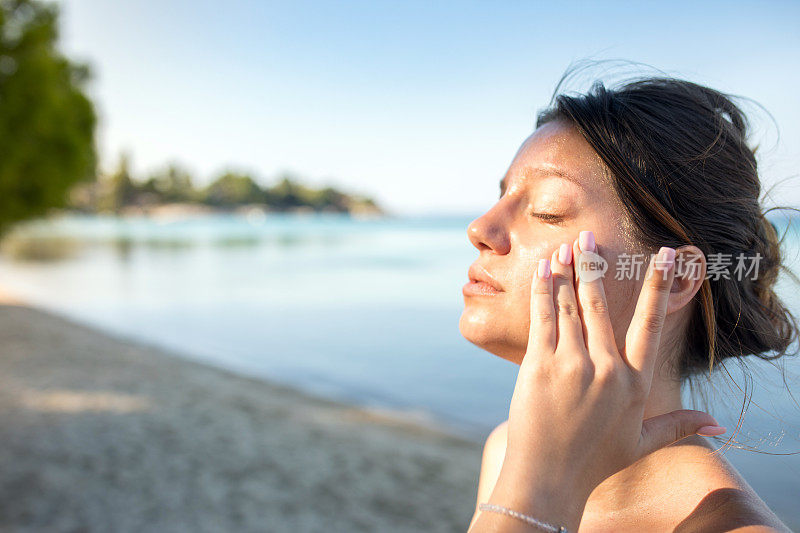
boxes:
[459,120,642,364]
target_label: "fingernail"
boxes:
[537,258,551,279]
[558,243,572,265]
[579,231,595,252]
[655,246,676,270]
[696,425,727,437]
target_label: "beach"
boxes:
[0,291,482,532]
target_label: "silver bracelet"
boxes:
[478,503,568,533]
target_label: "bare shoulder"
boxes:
[670,484,791,532]
[468,420,508,529]
[478,419,508,495]
[617,436,792,533]
[468,427,790,532]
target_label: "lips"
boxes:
[464,264,503,296]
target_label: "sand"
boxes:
[0,294,483,532]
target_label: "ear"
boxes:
[666,245,706,314]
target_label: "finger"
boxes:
[572,232,616,356]
[550,246,585,350]
[527,258,556,354]
[624,247,676,383]
[640,409,725,457]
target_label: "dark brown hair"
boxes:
[536,70,798,381]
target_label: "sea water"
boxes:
[1,212,798,524]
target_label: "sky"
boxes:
[58,0,800,215]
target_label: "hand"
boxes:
[481,231,724,531]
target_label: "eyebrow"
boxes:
[499,166,586,195]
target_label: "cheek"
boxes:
[506,236,559,291]
[504,249,541,316]
[504,246,554,340]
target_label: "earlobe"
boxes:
[666,246,706,314]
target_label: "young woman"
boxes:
[461,75,796,532]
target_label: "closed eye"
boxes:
[530,212,564,224]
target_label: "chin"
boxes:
[459,306,525,365]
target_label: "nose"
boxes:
[467,202,511,255]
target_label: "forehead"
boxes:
[502,120,609,193]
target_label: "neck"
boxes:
[584,371,686,512]
[641,361,685,419]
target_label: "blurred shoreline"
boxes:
[0,288,481,532]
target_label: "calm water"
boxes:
[1,213,799,525]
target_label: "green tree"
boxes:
[203,171,263,207]
[144,164,195,202]
[311,186,349,212]
[0,0,96,233]
[267,175,304,209]
[100,153,135,214]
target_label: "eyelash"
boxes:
[529,212,564,224]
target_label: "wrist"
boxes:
[486,457,592,532]
[501,444,599,499]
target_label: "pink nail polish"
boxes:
[655,247,676,270]
[579,231,595,252]
[558,243,572,265]
[538,258,551,279]
[696,425,727,437]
